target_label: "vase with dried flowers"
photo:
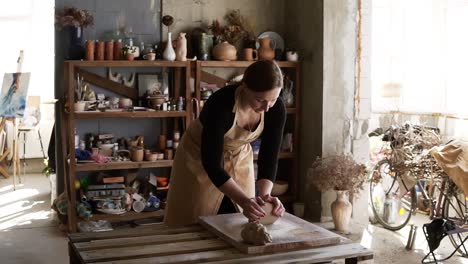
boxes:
[307,155,368,232]
[55,6,94,60]
[209,10,255,60]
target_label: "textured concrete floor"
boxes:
[1,172,468,263]
[0,173,68,264]
[318,213,468,263]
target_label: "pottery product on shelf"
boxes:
[105,41,114,60]
[163,32,176,61]
[257,37,275,60]
[212,41,237,61]
[147,94,166,110]
[95,41,105,61]
[113,39,123,60]
[131,147,144,162]
[175,32,187,61]
[286,51,299,61]
[242,48,257,61]
[85,40,94,61]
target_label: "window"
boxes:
[371,0,468,118]
[0,0,54,100]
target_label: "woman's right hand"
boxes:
[239,197,266,221]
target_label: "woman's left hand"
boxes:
[257,194,285,217]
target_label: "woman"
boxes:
[164,60,286,227]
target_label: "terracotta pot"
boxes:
[212,41,237,61]
[130,147,144,162]
[125,53,135,61]
[331,190,353,232]
[257,38,275,60]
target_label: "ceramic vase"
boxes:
[163,32,176,61]
[175,32,187,61]
[257,37,275,60]
[331,190,352,232]
[212,41,237,61]
[66,26,85,60]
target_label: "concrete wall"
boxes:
[54,0,163,193]
[284,1,324,221]
[320,0,371,222]
[161,0,286,41]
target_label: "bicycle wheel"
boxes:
[442,186,468,256]
[369,160,416,230]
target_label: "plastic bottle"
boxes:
[177,96,184,111]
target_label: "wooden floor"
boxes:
[69,223,373,264]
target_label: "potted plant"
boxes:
[307,154,368,232]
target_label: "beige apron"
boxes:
[164,92,264,227]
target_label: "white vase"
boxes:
[331,190,352,232]
[163,32,176,61]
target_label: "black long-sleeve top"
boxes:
[199,85,286,187]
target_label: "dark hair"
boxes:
[242,60,283,92]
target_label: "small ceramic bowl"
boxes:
[100,143,114,150]
[145,152,158,162]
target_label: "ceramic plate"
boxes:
[256,31,285,52]
[97,208,126,215]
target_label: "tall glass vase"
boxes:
[66,26,85,60]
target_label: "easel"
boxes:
[0,51,25,190]
[0,118,11,178]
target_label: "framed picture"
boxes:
[137,73,161,97]
[0,72,31,118]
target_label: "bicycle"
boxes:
[368,124,468,256]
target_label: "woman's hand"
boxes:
[239,197,266,221]
[257,194,285,217]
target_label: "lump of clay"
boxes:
[258,202,279,225]
[241,222,273,245]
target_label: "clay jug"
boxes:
[175,32,187,61]
[257,37,275,60]
[212,41,237,61]
[331,190,353,232]
[163,32,176,61]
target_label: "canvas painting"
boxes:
[0,72,30,118]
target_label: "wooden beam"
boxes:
[76,68,138,100]
[201,71,227,88]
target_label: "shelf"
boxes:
[75,160,174,172]
[278,193,295,203]
[199,61,299,68]
[65,60,190,68]
[89,209,164,222]
[254,152,295,161]
[73,111,188,119]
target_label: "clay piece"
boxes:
[241,222,273,245]
[258,202,279,225]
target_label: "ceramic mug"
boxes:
[74,101,86,112]
[286,51,299,62]
[242,48,258,61]
[143,52,156,61]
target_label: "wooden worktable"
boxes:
[68,222,373,264]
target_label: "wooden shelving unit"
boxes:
[63,59,300,232]
[194,60,301,208]
[63,60,191,232]
[74,111,187,119]
[75,160,174,172]
[90,210,164,222]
